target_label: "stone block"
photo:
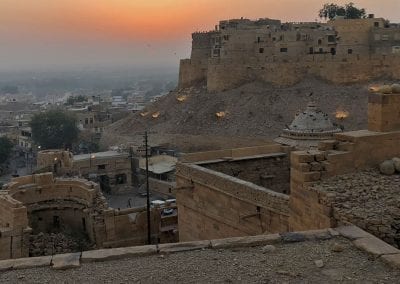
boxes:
[303,172,321,182]
[353,237,400,256]
[0,260,14,272]
[292,163,311,172]
[315,153,327,162]
[335,225,371,239]
[81,245,157,263]
[292,229,332,240]
[291,152,314,164]
[310,162,323,171]
[51,252,81,270]
[291,168,320,183]
[318,140,337,151]
[280,232,306,243]
[12,256,52,270]
[328,228,340,237]
[381,254,400,269]
[158,240,211,253]
[210,234,281,249]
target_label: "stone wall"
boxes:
[368,92,400,132]
[180,144,285,163]
[289,91,400,232]
[73,154,132,194]
[37,150,73,174]
[289,128,400,232]
[178,59,209,88]
[149,178,175,198]
[206,55,400,92]
[0,172,178,260]
[176,162,289,241]
[0,192,30,260]
[202,153,290,194]
[36,150,132,194]
[179,17,400,92]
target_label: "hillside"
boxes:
[102,78,374,152]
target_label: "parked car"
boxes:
[162,208,175,216]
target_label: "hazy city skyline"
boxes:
[1,0,399,72]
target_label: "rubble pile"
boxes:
[104,78,371,149]
[29,232,93,257]
[313,168,400,248]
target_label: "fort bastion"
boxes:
[179,17,400,92]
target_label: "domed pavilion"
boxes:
[274,101,342,149]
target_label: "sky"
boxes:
[0,0,399,72]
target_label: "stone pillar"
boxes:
[368,92,400,132]
[288,150,336,231]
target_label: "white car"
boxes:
[162,208,175,216]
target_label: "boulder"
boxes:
[392,157,400,172]
[391,84,400,94]
[380,160,395,175]
[379,85,392,94]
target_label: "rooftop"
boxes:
[0,227,399,283]
[73,151,128,162]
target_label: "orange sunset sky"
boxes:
[1,0,399,72]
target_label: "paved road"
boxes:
[104,189,165,209]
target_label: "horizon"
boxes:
[1,0,399,73]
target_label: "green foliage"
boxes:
[319,2,366,20]
[344,2,366,19]
[66,95,87,106]
[0,137,13,164]
[30,110,79,150]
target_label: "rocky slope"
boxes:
[102,78,377,151]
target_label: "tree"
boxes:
[319,2,366,20]
[344,2,366,19]
[0,137,13,164]
[66,95,87,106]
[30,110,79,150]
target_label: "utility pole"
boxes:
[144,131,151,244]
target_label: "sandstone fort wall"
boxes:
[176,144,290,241]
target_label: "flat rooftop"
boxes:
[1,227,399,283]
[73,151,128,162]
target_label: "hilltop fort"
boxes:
[179,16,400,91]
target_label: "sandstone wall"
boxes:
[0,173,178,260]
[178,59,208,88]
[202,154,290,194]
[204,55,400,92]
[289,129,400,232]
[180,144,285,163]
[176,163,289,241]
[7,174,97,207]
[149,178,175,198]
[37,150,73,172]
[368,93,400,132]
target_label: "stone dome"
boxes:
[274,101,342,149]
[286,102,340,134]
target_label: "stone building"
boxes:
[274,101,342,149]
[37,150,132,194]
[179,16,400,91]
[176,84,400,249]
[0,172,177,260]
